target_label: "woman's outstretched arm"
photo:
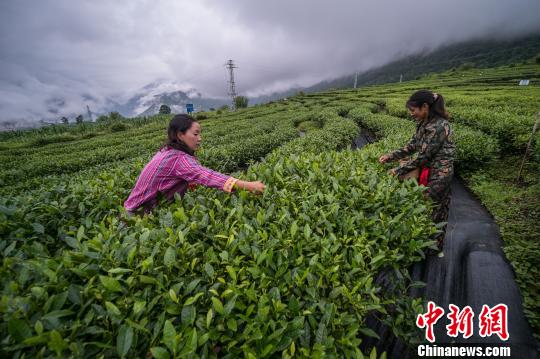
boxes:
[382,132,418,163]
[175,152,265,193]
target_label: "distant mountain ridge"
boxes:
[108,81,230,117]
[250,33,540,103]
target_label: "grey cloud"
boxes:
[1,0,540,125]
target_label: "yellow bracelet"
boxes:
[223,177,238,193]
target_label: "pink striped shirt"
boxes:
[124,148,235,213]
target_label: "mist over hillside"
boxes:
[250,33,540,103]
[2,31,540,130]
[2,0,540,129]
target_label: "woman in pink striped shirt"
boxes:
[124,114,265,214]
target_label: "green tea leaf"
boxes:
[181,305,196,325]
[204,263,214,278]
[117,324,133,357]
[139,275,156,284]
[224,294,238,315]
[359,327,380,340]
[7,318,31,342]
[185,278,201,294]
[32,222,45,234]
[370,254,385,266]
[164,246,176,268]
[227,318,237,331]
[41,310,73,321]
[77,226,85,240]
[48,330,67,356]
[133,300,146,315]
[290,221,298,237]
[108,268,132,274]
[34,320,43,335]
[99,276,122,292]
[105,301,121,317]
[226,266,237,282]
[169,289,179,303]
[304,224,311,239]
[206,309,213,328]
[211,297,224,315]
[184,293,203,306]
[64,236,79,249]
[180,329,198,355]
[150,347,170,359]
[163,320,176,354]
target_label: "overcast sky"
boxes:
[1,0,540,125]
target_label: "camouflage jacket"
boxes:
[388,116,455,178]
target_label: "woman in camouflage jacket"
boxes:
[379,90,456,250]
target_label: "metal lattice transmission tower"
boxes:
[226,60,237,110]
[86,105,93,122]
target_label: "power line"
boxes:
[240,63,284,73]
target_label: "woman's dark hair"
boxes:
[163,114,197,155]
[406,90,449,120]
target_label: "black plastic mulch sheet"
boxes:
[353,130,539,358]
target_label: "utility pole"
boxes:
[353,72,358,88]
[516,112,540,182]
[226,60,237,110]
